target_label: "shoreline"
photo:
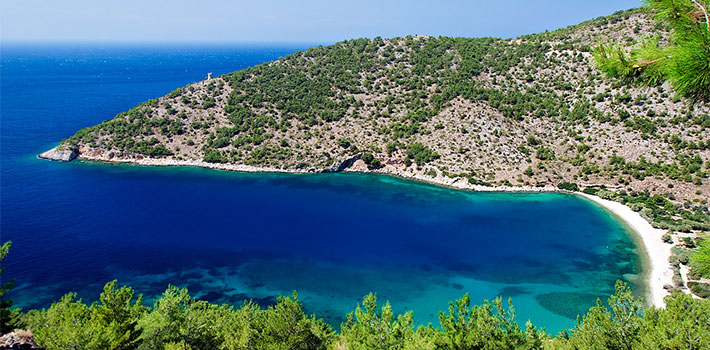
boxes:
[43,149,674,307]
[576,193,673,307]
[70,151,561,193]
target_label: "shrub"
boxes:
[25,281,148,350]
[687,282,710,298]
[596,189,618,200]
[405,142,439,165]
[662,233,673,243]
[691,239,710,278]
[535,147,555,160]
[682,237,696,248]
[337,138,352,149]
[558,182,579,191]
[361,152,382,170]
[203,149,226,163]
[582,188,599,195]
[527,136,541,146]
[672,246,691,265]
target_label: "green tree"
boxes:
[24,281,147,350]
[213,302,260,350]
[25,293,91,349]
[253,292,333,350]
[137,286,224,350]
[639,292,710,349]
[0,241,23,334]
[594,0,710,103]
[437,293,541,350]
[362,152,383,169]
[557,182,579,191]
[92,281,149,350]
[405,143,440,165]
[340,293,419,350]
[563,281,645,350]
[13,280,710,349]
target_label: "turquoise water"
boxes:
[0,44,645,334]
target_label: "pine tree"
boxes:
[0,241,23,334]
[593,0,710,104]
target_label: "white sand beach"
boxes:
[577,193,673,307]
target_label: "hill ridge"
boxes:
[44,8,708,205]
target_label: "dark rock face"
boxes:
[321,154,361,173]
[38,146,78,162]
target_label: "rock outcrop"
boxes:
[38,146,78,162]
[321,154,362,173]
[0,330,43,350]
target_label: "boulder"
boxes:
[38,146,78,162]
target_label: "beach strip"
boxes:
[577,193,673,307]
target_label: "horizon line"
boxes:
[0,39,332,46]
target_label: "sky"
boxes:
[1,0,642,44]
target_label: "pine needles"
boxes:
[594,0,710,104]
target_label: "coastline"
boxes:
[68,150,560,193]
[44,149,674,307]
[576,193,673,307]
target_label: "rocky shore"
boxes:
[37,147,78,162]
[58,147,560,193]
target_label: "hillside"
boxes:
[47,10,708,201]
[43,9,709,233]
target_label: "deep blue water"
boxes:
[0,43,644,333]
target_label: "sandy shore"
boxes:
[577,193,673,307]
[46,149,674,307]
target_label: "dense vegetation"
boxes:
[5,279,710,350]
[0,241,708,349]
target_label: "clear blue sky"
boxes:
[1,0,641,44]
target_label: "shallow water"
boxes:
[0,44,644,333]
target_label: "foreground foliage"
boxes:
[14,280,710,350]
[0,241,23,334]
[594,0,710,103]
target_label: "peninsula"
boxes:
[40,8,709,302]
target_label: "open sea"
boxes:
[0,43,645,334]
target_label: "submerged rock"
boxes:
[38,146,78,162]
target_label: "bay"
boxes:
[0,43,644,333]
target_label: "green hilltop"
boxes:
[59,9,708,204]
[54,8,710,244]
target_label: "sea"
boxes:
[0,43,645,334]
